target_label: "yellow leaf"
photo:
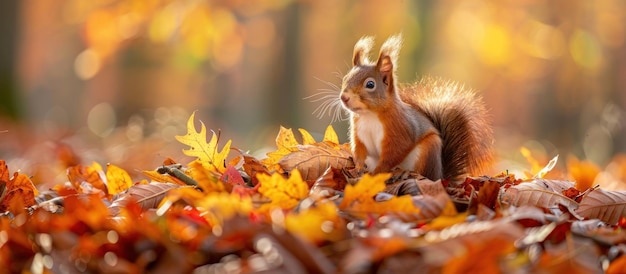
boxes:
[339,173,422,216]
[106,164,133,195]
[322,125,339,144]
[175,111,232,173]
[339,173,388,209]
[198,192,253,226]
[257,169,309,211]
[141,170,187,186]
[187,160,225,193]
[262,126,301,171]
[285,201,345,244]
[298,128,316,145]
[427,212,469,230]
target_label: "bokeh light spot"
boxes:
[74,49,101,80]
[570,29,603,70]
[88,103,116,137]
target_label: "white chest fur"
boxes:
[354,112,384,170]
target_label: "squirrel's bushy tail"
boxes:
[400,76,494,180]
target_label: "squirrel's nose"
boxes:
[340,94,350,104]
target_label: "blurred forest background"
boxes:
[0,0,625,185]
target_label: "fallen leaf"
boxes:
[257,169,309,212]
[109,182,181,215]
[66,163,108,195]
[285,200,345,243]
[502,179,579,211]
[279,142,354,184]
[322,125,339,144]
[262,126,300,172]
[106,163,133,195]
[175,111,232,173]
[576,188,626,225]
[187,160,226,193]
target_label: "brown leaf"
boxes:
[109,182,181,215]
[279,142,354,183]
[575,188,626,225]
[501,179,579,211]
[309,167,348,196]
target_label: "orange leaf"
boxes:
[66,163,108,194]
[0,172,39,213]
[567,156,600,192]
[106,163,133,195]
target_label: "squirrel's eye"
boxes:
[365,80,375,89]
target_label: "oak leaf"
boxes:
[257,169,309,212]
[175,111,231,173]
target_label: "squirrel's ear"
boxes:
[353,36,374,66]
[376,33,403,85]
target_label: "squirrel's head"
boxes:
[340,34,403,114]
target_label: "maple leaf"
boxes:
[257,169,309,212]
[262,126,301,171]
[175,111,231,173]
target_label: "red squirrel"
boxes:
[340,34,493,180]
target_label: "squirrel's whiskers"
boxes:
[304,77,348,123]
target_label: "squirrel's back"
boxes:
[399,76,493,180]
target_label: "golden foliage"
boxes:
[257,169,309,212]
[105,163,133,195]
[175,111,232,173]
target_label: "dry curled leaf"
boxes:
[279,142,354,184]
[109,182,181,215]
[502,179,579,211]
[66,163,108,195]
[575,188,626,225]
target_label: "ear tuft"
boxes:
[378,33,403,70]
[353,36,374,66]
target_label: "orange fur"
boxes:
[341,34,493,180]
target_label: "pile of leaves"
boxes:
[2,112,626,273]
